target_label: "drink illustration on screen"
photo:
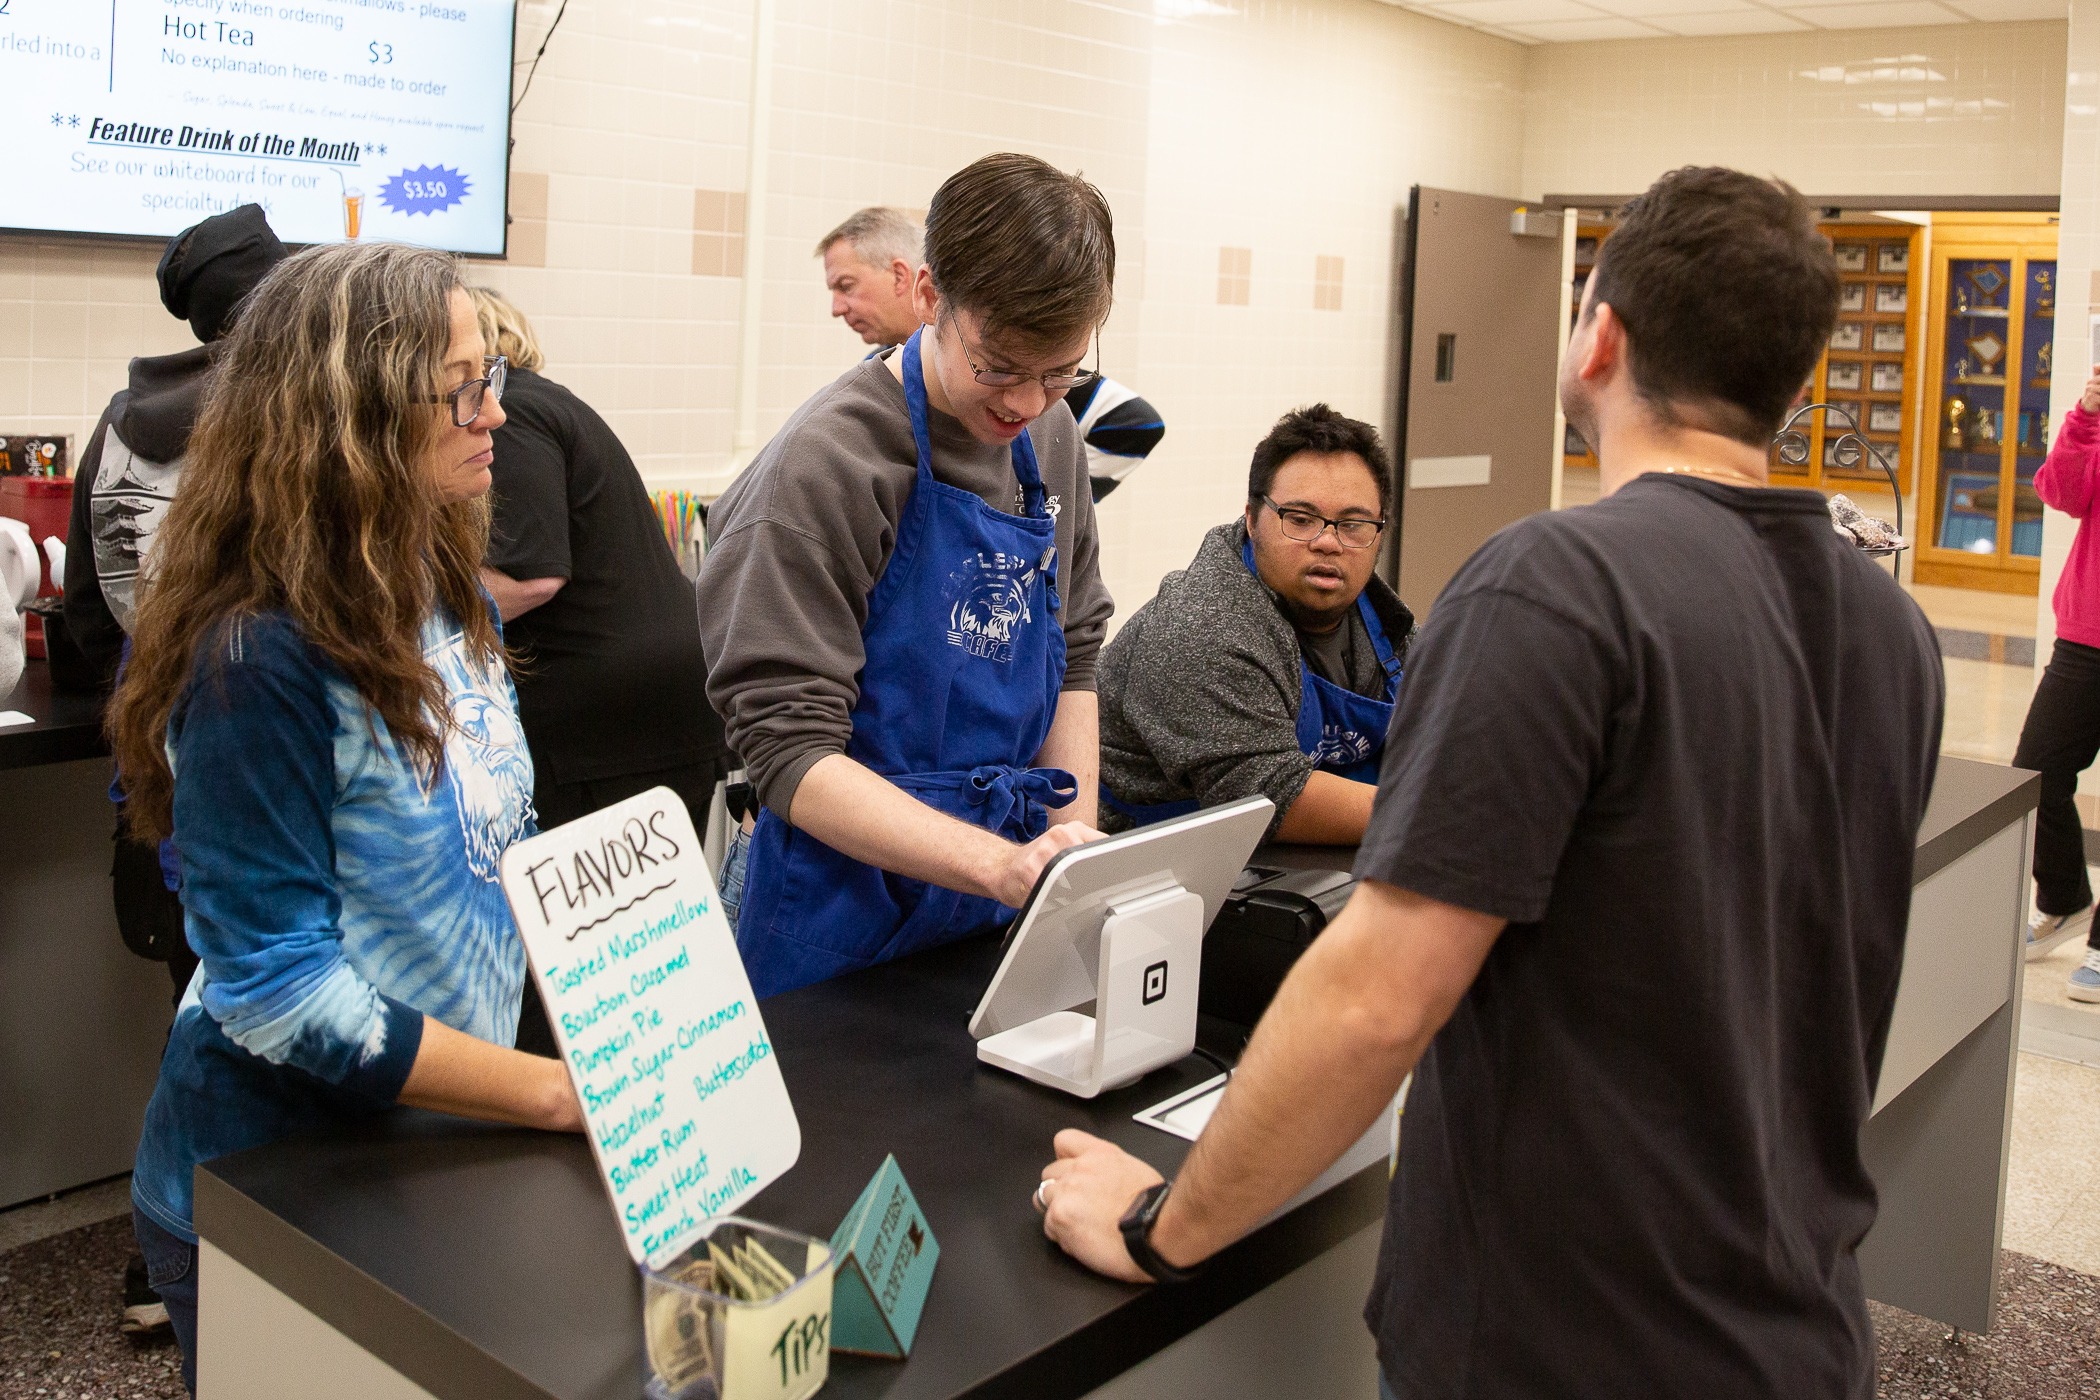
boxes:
[0,2,514,256]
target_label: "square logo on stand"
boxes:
[1143,961,1169,1006]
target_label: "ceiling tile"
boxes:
[1940,0,2066,17]
[1425,0,1611,24]
[1646,7,1815,28]
[1501,14,1676,34]
[1395,4,1549,39]
[1581,0,1757,17]
[1785,0,1970,23]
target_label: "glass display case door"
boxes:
[1916,229,2057,593]
[1784,224,1923,497]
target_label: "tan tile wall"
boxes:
[1218,247,1254,307]
[1521,22,2069,200]
[507,172,551,270]
[1314,255,1346,313]
[1111,0,1526,617]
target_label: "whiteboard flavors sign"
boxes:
[501,788,801,1269]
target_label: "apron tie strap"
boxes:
[962,764,1077,830]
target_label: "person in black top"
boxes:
[1032,168,1944,1400]
[470,289,728,1050]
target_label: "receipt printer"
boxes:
[1199,866,1356,1030]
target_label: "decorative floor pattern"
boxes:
[1936,627,2038,669]
[1,1216,2095,1397]
[1873,1252,2100,1399]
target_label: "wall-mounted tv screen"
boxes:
[0,1,515,255]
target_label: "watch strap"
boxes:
[1118,1181,1200,1284]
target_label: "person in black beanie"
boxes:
[60,202,286,1339]
[67,204,288,679]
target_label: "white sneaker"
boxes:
[2070,947,2100,1004]
[2026,905,2093,962]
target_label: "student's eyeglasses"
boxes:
[1261,496,1386,550]
[948,318,1099,393]
[429,355,508,427]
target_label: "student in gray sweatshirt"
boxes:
[697,155,1116,996]
[1099,405,1413,844]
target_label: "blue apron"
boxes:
[736,330,1075,997]
[1101,536,1403,826]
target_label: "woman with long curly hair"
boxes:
[112,242,582,1389]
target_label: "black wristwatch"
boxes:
[1118,1182,1201,1284]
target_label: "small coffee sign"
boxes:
[501,788,801,1269]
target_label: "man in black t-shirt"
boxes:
[471,290,727,869]
[1034,169,1944,1399]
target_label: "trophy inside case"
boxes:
[1929,255,2053,563]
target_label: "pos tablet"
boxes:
[967,795,1273,1098]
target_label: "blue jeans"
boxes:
[134,1207,198,1394]
[720,827,750,931]
[1381,1375,1399,1400]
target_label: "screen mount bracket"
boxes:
[975,883,1203,1098]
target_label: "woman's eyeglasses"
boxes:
[431,355,508,427]
[1261,496,1385,550]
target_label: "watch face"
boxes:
[1122,1180,1169,1229]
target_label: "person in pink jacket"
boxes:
[2015,368,2100,1001]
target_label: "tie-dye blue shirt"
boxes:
[132,608,537,1241]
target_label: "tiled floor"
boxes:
[1940,654,2037,766]
[1910,583,2041,640]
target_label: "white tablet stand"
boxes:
[976,882,1205,1097]
[968,796,1273,1100]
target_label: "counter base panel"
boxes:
[1081,1220,1381,1399]
[1859,998,2021,1334]
[193,1220,1384,1400]
[199,1239,439,1400]
[1,756,175,1207]
[1874,817,2027,1111]
[1856,809,2028,1335]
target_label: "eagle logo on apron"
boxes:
[1311,724,1376,768]
[946,551,1038,662]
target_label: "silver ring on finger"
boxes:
[1033,1180,1051,1214]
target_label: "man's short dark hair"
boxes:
[924,153,1113,353]
[1247,404,1392,517]
[1586,167,1837,446]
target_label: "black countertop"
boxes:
[196,936,1385,1400]
[0,658,108,771]
[1255,754,2038,888]
[187,756,2038,1400]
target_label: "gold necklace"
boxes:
[1652,463,1764,489]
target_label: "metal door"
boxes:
[1388,187,1567,613]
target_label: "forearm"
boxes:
[1036,690,1099,827]
[398,1014,583,1131]
[1149,882,1500,1268]
[1274,771,1376,845]
[787,752,1017,900]
[480,567,565,622]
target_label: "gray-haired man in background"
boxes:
[816,204,1165,501]
[817,206,923,349]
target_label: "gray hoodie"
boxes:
[1099,521,1414,838]
[63,346,213,685]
